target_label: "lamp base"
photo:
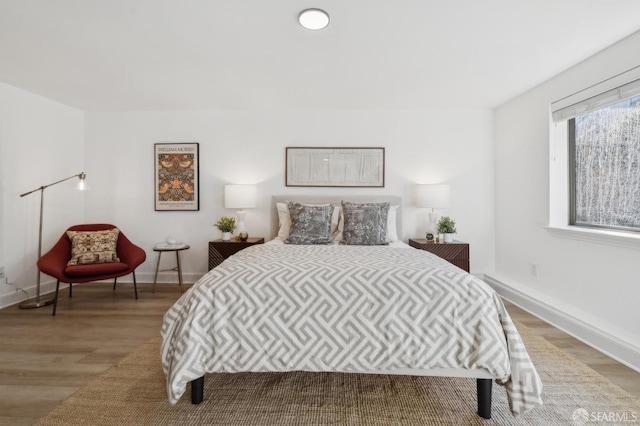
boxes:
[236,210,247,234]
[19,296,55,309]
[427,211,440,234]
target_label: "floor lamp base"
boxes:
[19,296,55,309]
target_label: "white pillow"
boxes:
[386,205,399,242]
[276,202,291,240]
[276,202,340,241]
[333,204,399,242]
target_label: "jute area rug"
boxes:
[34,323,639,425]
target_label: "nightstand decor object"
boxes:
[208,237,264,270]
[214,216,236,241]
[409,238,469,273]
[224,184,257,234]
[436,216,457,243]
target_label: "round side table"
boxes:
[152,244,190,293]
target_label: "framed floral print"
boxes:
[154,143,200,211]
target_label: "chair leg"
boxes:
[52,280,60,316]
[133,271,138,300]
[113,277,117,291]
[69,283,72,298]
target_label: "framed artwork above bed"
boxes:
[285,147,385,187]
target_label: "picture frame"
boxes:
[154,143,200,211]
[285,147,385,187]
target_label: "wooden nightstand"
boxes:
[208,237,265,270]
[408,238,470,273]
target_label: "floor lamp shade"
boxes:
[224,185,257,233]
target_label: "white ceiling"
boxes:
[1,0,639,111]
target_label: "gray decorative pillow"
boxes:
[341,201,389,245]
[285,202,334,245]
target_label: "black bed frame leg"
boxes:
[477,378,492,419]
[191,376,204,404]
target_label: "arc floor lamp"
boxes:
[19,172,87,309]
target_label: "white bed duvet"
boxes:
[161,242,543,416]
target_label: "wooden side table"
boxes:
[408,238,470,272]
[152,244,190,293]
[208,237,265,270]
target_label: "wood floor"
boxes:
[0,282,638,425]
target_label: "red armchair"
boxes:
[37,224,146,316]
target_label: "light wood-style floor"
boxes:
[0,282,638,425]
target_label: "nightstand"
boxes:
[408,238,470,273]
[208,237,265,270]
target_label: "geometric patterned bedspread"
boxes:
[161,243,543,416]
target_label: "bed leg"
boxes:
[477,378,492,419]
[191,376,204,404]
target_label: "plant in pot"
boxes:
[437,216,457,243]
[214,216,236,241]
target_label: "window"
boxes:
[569,96,640,232]
[552,75,640,233]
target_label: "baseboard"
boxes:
[484,273,640,373]
[126,271,206,286]
[0,271,206,310]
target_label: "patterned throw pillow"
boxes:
[285,202,333,245]
[341,201,390,245]
[276,202,341,241]
[66,228,121,265]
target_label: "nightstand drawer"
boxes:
[208,237,264,270]
[409,238,470,273]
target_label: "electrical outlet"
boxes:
[530,263,539,277]
[0,266,5,279]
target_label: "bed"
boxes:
[161,196,543,419]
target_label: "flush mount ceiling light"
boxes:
[298,8,329,30]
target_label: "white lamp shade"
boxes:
[415,184,450,209]
[224,185,257,209]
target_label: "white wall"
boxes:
[84,109,495,283]
[0,82,85,306]
[0,92,495,309]
[492,31,640,369]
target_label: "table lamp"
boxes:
[415,184,450,235]
[224,184,257,234]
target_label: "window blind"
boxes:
[551,65,640,122]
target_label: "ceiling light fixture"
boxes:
[298,8,330,30]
